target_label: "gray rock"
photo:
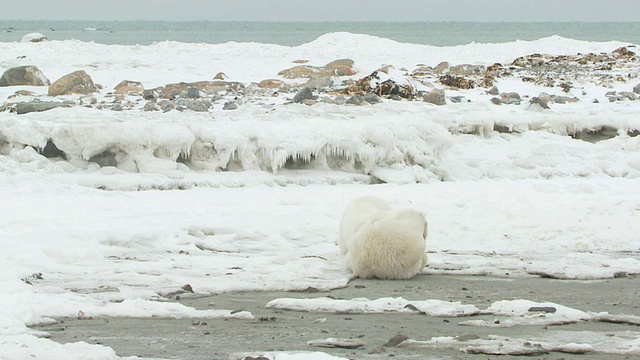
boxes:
[433,61,450,74]
[487,86,499,95]
[293,87,313,103]
[304,76,337,90]
[15,101,73,114]
[0,65,50,87]
[449,96,468,103]
[528,97,550,110]
[143,89,158,100]
[362,93,383,104]
[334,95,346,105]
[110,103,124,111]
[500,92,521,105]
[619,91,638,101]
[491,97,502,105]
[188,100,210,112]
[185,87,201,99]
[158,100,175,112]
[223,101,238,110]
[423,89,446,105]
[346,95,365,106]
[143,102,159,111]
[634,83,640,95]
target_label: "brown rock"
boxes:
[324,59,356,76]
[612,47,635,59]
[114,80,143,90]
[325,58,354,69]
[278,65,316,79]
[433,61,450,74]
[114,80,144,95]
[439,75,474,89]
[115,86,144,96]
[257,79,286,89]
[423,89,446,105]
[213,72,228,80]
[48,70,98,96]
[0,65,50,87]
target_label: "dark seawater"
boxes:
[0,21,639,46]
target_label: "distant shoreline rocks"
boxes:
[0,46,639,115]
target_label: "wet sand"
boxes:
[35,275,640,359]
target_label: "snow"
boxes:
[401,331,640,356]
[1,32,640,358]
[266,296,480,316]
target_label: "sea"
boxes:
[1,20,639,46]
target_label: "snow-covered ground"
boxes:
[1,33,640,358]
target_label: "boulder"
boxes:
[213,72,228,80]
[187,99,210,111]
[304,76,337,90]
[487,86,499,95]
[143,102,159,111]
[423,89,446,105]
[346,95,365,106]
[412,66,433,76]
[612,47,635,59]
[223,101,238,110]
[48,70,98,96]
[184,87,202,98]
[258,79,287,89]
[293,87,313,103]
[499,92,521,105]
[114,80,143,95]
[21,33,47,43]
[323,59,356,76]
[362,93,383,104]
[157,100,175,112]
[633,83,640,95]
[433,61,450,74]
[528,97,550,110]
[0,65,50,87]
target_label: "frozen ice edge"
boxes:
[1,102,640,191]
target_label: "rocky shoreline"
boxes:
[1,45,639,115]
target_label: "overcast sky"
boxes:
[1,0,639,22]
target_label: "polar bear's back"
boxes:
[348,209,428,280]
[339,196,391,255]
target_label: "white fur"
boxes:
[338,196,428,280]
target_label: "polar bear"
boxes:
[339,196,428,280]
